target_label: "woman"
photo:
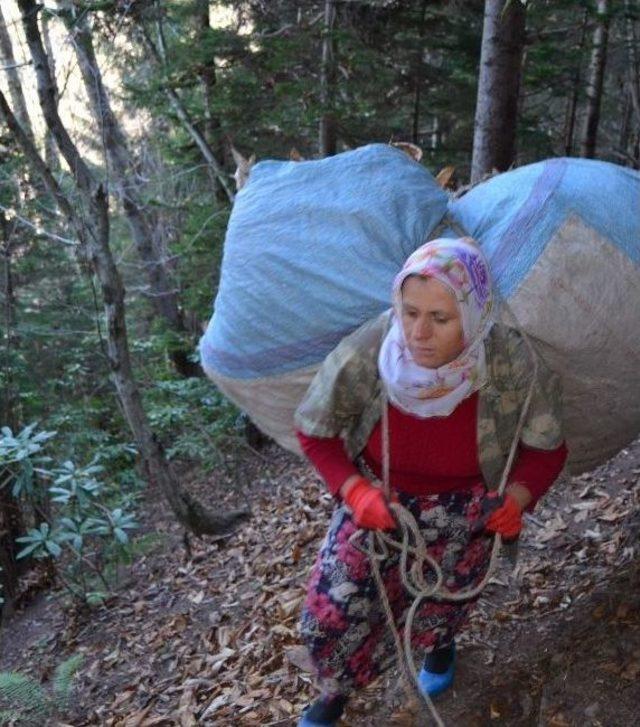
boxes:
[294,238,567,727]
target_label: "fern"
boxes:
[52,654,84,706]
[0,654,84,725]
[0,672,47,724]
[0,708,23,722]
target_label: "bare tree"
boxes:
[41,8,60,172]
[580,0,610,158]
[0,210,25,616]
[624,0,640,166]
[0,5,34,141]
[411,1,429,146]
[196,0,233,201]
[319,0,338,157]
[54,1,201,377]
[6,0,248,537]
[470,0,526,183]
[563,8,589,156]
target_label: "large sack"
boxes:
[447,157,640,473]
[200,151,640,474]
[199,144,449,451]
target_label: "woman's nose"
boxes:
[413,317,433,340]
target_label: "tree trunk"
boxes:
[1,212,18,426]
[196,0,231,203]
[411,0,428,146]
[580,0,610,159]
[563,9,589,156]
[0,488,24,618]
[10,0,249,536]
[0,213,25,618]
[41,9,60,172]
[619,87,632,153]
[318,0,338,157]
[57,3,201,378]
[470,0,526,184]
[625,1,640,127]
[0,5,34,141]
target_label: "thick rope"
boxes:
[349,301,539,726]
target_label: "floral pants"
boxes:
[299,483,492,695]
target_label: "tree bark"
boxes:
[411,0,428,146]
[0,213,25,618]
[0,5,34,141]
[563,8,589,156]
[625,1,640,126]
[0,486,24,618]
[196,0,231,203]
[57,2,202,377]
[619,86,632,153]
[1,212,18,426]
[470,0,526,184]
[40,9,60,172]
[318,0,338,157]
[625,2,640,167]
[580,0,610,159]
[9,0,249,536]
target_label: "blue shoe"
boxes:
[417,645,456,698]
[297,694,347,726]
[297,714,336,727]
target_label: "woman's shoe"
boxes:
[297,713,336,727]
[297,694,347,726]
[417,644,456,698]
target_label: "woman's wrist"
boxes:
[505,482,532,511]
[339,474,365,500]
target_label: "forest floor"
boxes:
[1,435,640,727]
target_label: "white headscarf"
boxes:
[378,237,494,418]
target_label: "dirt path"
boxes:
[1,439,639,726]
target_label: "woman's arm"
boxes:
[506,441,568,511]
[296,430,395,530]
[296,430,361,497]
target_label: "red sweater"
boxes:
[297,391,567,509]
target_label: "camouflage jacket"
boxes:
[294,311,564,491]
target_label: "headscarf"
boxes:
[378,237,494,418]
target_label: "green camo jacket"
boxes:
[294,311,564,492]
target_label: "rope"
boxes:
[349,300,538,726]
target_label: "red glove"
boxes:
[343,477,396,531]
[484,492,523,539]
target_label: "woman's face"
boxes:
[400,276,465,368]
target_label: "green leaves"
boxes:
[49,459,104,507]
[0,654,84,726]
[15,523,61,560]
[5,422,139,604]
[0,423,56,497]
[86,508,139,545]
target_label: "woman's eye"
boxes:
[434,316,448,324]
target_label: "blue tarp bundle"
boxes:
[449,157,640,299]
[200,146,640,472]
[200,144,448,379]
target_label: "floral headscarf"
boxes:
[378,237,494,418]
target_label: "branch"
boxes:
[138,24,235,204]
[0,202,77,246]
[17,0,96,198]
[0,89,76,226]
[0,60,32,71]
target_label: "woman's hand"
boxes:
[483,491,524,539]
[340,475,396,531]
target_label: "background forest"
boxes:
[0,0,639,723]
